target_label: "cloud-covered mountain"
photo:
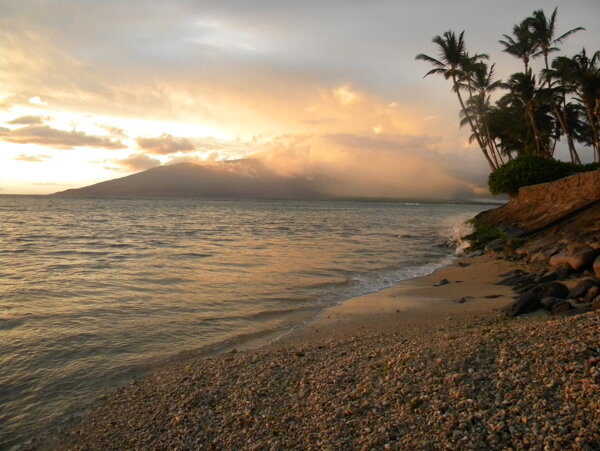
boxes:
[51,160,325,199]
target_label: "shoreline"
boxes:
[31,255,600,450]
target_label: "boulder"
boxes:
[534,271,558,283]
[540,297,562,311]
[551,301,573,315]
[503,292,541,317]
[549,246,598,272]
[539,281,569,299]
[484,238,506,254]
[594,256,600,278]
[583,286,599,303]
[554,263,573,280]
[569,277,600,299]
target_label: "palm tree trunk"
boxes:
[452,75,497,170]
[543,53,580,164]
[527,106,546,157]
[584,106,600,162]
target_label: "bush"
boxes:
[488,156,600,196]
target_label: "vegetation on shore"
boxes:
[417,7,600,195]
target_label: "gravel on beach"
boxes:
[41,310,600,450]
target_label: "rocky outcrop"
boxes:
[476,168,600,234]
[467,169,600,317]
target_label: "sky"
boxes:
[1,0,599,198]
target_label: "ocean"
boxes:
[0,196,490,448]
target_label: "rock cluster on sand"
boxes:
[40,311,599,450]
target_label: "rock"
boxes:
[539,281,569,299]
[484,238,506,254]
[458,262,470,268]
[551,301,573,315]
[554,263,573,280]
[549,246,598,272]
[499,269,526,278]
[435,278,449,287]
[592,295,600,310]
[503,292,541,317]
[582,286,599,303]
[534,271,558,283]
[594,256,600,278]
[569,277,600,299]
[497,273,534,287]
[540,297,562,311]
[453,297,467,304]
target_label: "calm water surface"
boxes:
[0,196,490,448]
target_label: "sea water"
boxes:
[0,196,490,448]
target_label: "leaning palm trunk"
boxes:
[526,106,547,157]
[452,75,497,170]
[584,106,600,161]
[542,54,581,164]
[554,105,581,163]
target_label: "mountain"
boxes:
[51,160,325,199]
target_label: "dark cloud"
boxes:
[7,115,46,125]
[113,152,161,171]
[0,125,124,149]
[14,153,51,162]
[136,134,194,154]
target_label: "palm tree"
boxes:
[554,50,600,161]
[502,70,552,157]
[416,31,497,169]
[529,8,584,72]
[464,62,504,166]
[529,7,584,163]
[499,20,539,72]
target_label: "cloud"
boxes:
[136,133,194,155]
[7,115,46,125]
[29,96,47,105]
[97,124,127,138]
[14,153,51,162]
[112,152,161,171]
[252,132,490,200]
[0,125,125,149]
[333,85,361,106]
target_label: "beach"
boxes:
[34,254,600,450]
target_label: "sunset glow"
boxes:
[1,1,598,197]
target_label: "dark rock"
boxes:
[499,269,527,278]
[569,277,600,299]
[434,278,449,287]
[540,297,562,311]
[534,271,558,283]
[484,294,502,299]
[484,238,506,254]
[554,263,573,280]
[549,246,598,272]
[503,292,541,317]
[592,295,600,310]
[453,297,467,304]
[458,262,470,268]
[514,283,536,294]
[539,281,569,299]
[582,286,599,303]
[551,301,573,315]
[497,273,535,287]
[594,256,600,278]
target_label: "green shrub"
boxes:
[488,156,600,196]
